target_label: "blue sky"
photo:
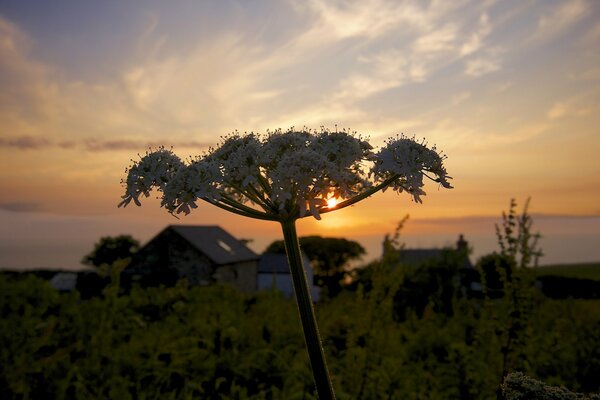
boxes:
[0,0,599,268]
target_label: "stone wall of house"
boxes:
[129,229,214,286]
[214,261,257,293]
[235,261,258,292]
[129,228,259,290]
[167,234,213,285]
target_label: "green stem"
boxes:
[208,198,278,221]
[280,219,336,400]
[316,175,400,216]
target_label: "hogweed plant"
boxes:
[119,128,452,399]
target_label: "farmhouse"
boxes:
[387,234,473,269]
[126,225,259,292]
[126,225,321,298]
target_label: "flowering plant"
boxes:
[119,128,451,399]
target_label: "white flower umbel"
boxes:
[119,127,452,400]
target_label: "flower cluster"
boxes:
[372,135,452,203]
[119,128,451,220]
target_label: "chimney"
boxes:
[456,234,468,252]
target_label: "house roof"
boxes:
[49,272,78,291]
[398,248,473,268]
[168,225,258,265]
[258,252,312,274]
[398,249,443,266]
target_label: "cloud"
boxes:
[0,136,211,151]
[0,136,51,149]
[460,13,491,56]
[333,50,411,101]
[546,93,599,120]
[84,139,211,151]
[0,202,42,213]
[0,1,507,145]
[490,82,513,93]
[452,92,471,105]
[569,67,600,82]
[547,102,568,120]
[0,14,282,146]
[412,24,458,54]
[581,20,600,45]
[464,49,502,77]
[302,0,432,40]
[546,86,600,119]
[533,0,588,42]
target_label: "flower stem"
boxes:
[317,174,399,216]
[280,219,336,400]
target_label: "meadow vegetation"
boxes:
[1,258,599,399]
[1,200,599,399]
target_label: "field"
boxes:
[537,262,600,280]
[1,254,599,399]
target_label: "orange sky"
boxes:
[0,1,599,268]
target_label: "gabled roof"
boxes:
[168,225,258,265]
[398,248,473,269]
[258,252,312,274]
[49,272,78,291]
[398,249,443,266]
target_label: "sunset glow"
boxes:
[0,0,599,269]
[326,197,339,209]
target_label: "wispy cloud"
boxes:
[0,202,42,213]
[452,92,471,105]
[0,136,210,151]
[0,136,51,150]
[413,23,458,54]
[0,14,281,145]
[460,13,491,56]
[301,0,433,40]
[546,91,600,120]
[0,1,506,144]
[464,48,502,77]
[333,50,412,102]
[533,0,589,42]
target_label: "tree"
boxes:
[82,235,140,268]
[265,235,365,297]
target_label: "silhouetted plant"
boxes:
[118,128,452,399]
[476,198,544,398]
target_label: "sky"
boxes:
[0,0,599,269]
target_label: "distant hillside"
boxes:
[537,262,600,281]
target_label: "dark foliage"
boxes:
[537,275,600,299]
[1,260,599,399]
[82,235,140,268]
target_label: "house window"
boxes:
[217,240,233,254]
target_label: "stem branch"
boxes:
[317,175,400,216]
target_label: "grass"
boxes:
[536,262,600,280]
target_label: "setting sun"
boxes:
[327,197,338,208]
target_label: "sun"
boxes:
[326,196,338,208]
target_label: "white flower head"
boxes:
[118,148,184,208]
[268,146,330,218]
[313,129,374,199]
[260,129,312,168]
[209,132,262,189]
[373,135,452,203]
[161,158,223,215]
[119,129,451,220]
